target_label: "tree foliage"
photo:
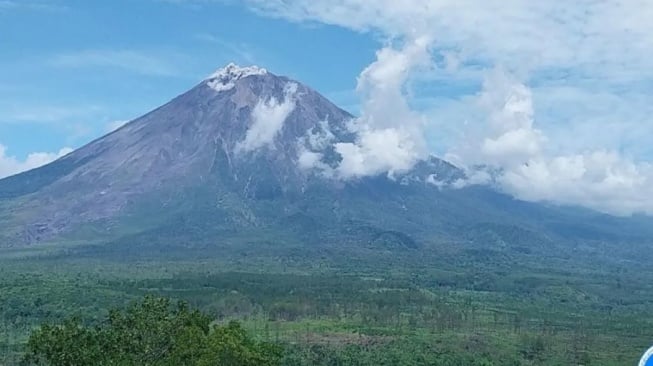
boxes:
[22,296,281,366]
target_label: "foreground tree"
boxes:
[22,296,281,366]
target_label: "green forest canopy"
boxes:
[23,296,282,366]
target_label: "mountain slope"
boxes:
[0,65,355,243]
[0,64,652,262]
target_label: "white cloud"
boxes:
[334,126,421,179]
[448,70,545,168]
[450,71,653,215]
[50,50,179,76]
[105,120,129,133]
[295,119,336,175]
[305,120,335,151]
[297,148,322,170]
[293,37,431,179]
[236,82,298,153]
[206,63,267,92]
[497,151,653,216]
[246,1,653,80]
[297,147,332,175]
[0,144,72,179]
[246,0,653,215]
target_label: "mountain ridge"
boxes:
[1,64,652,256]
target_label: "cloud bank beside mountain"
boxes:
[245,0,653,215]
[0,145,72,179]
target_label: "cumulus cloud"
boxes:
[447,70,545,168]
[334,127,421,179]
[292,37,431,179]
[245,0,653,215]
[105,120,129,133]
[450,71,653,215]
[0,144,72,179]
[330,37,430,179]
[297,148,323,170]
[498,151,653,216]
[236,82,298,153]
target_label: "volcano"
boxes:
[1,64,651,260]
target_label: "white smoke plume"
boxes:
[236,82,298,153]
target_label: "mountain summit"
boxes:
[0,65,651,253]
[0,64,355,243]
[205,63,268,92]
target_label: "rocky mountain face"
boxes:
[0,65,453,244]
[0,64,651,254]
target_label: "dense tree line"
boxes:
[2,259,651,365]
[16,294,631,366]
[22,296,281,366]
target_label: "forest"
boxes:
[1,237,652,366]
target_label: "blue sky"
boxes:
[4,0,653,215]
[0,0,376,157]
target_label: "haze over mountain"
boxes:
[0,64,651,260]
